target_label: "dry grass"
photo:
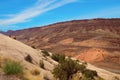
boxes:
[71,73,82,80]
[21,69,42,80]
[0,56,13,68]
[0,56,2,68]
[30,69,40,76]
[112,76,120,80]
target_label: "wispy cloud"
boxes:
[0,0,77,26]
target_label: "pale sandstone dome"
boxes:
[0,33,56,79]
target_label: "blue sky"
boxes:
[0,0,120,31]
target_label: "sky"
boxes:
[0,0,120,31]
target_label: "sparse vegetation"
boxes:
[39,60,44,69]
[3,60,23,75]
[52,57,102,80]
[41,50,50,57]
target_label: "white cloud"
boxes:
[0,0,77,26]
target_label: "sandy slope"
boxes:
[0,33,55,79]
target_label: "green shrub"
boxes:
[82,69,98,79]
[3,60,23,75]
[39,60,44,69]
[52,58,86,80]
[51,54,65,63]
[53,65,67,80]
[41,50,50,57]
[51,54,59,61]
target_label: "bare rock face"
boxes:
[75,48,120,71]
[5,18,120,72]
[75,48,109,62]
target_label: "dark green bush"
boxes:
[82,69,98,79]
[52,58,86,80]
[51,54,65,63]
[39,60,44,69]
[41,50,50,57]
[53,65,67,80]
[3,61,23,75]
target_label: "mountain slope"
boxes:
[5,18,120,73]
[0,34,120,80]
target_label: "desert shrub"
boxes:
[25,55,32,63]
[51,54,59,61]
[41,50,50,57]
[31,46,36,49]
[43,76,50,80]
[51,54,65,63]
[39,60,44,69]
[31,69,40,75]
[3,60,23,75]
[53,65,68,80]
[82,69,98,80]
[52,58,86,80]
[112,76,120,80]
